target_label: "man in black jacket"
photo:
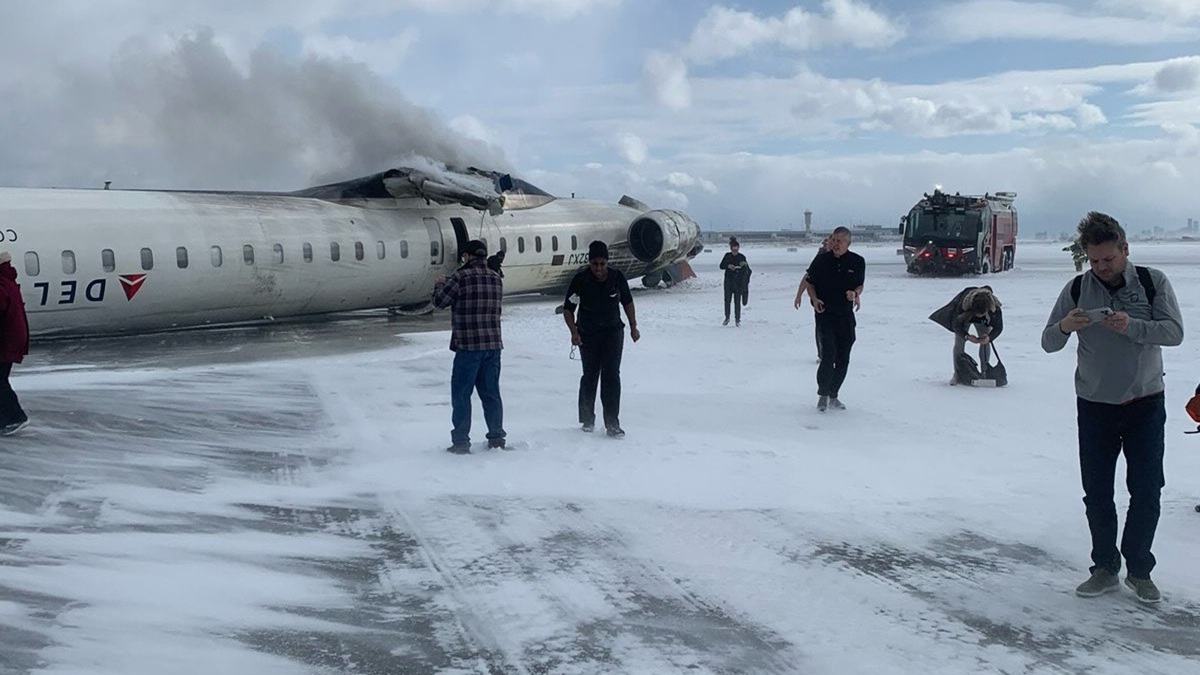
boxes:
[718,237,749,326]
[801,227,865,411]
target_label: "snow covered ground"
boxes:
[2,240,1198,674]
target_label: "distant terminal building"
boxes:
[703,224,901,245]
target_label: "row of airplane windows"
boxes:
[15,233,581,277]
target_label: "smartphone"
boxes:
[1084,307,1114,322]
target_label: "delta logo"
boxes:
[119,274,147,301]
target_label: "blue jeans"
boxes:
[1077,393,1166,578]
[451,350,504,445]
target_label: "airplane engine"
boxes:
[627,209,702,268]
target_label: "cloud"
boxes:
[682,0,904,65]
[614,132,648,165]
[1075,103,1107,128]
[1100,0,1200,20]
[665,171,718,194]
[1152,57,1200,93]
[933,0,1199,45]
[498,0,623,19]
[300,29,420,73]
[642,51,691,110]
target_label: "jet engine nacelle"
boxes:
[627,209,701,267]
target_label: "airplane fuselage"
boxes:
[0,187,700,338]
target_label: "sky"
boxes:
[2,1,1200,234]
[3,241,1199,673]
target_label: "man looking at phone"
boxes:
[1042,212,1184,604]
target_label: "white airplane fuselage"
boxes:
[0,187,700,338]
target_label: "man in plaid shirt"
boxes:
[432,239,506,454]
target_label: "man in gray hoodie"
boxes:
[1042,212,1184,604]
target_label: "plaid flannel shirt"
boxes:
[432,258,503,351]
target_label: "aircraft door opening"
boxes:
[424,217,444,265]
[450,217,469,260]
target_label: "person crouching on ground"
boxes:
[930,286,1003,385]
[0,251,30,435]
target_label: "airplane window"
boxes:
[273,243,284,264]
[176,247,188,269]
[331,242,341,262]
[400,240,409,258]
[243,245,255,266]
[24,252,39,277]
[62,250,76,275]
[518,237,525,253]
[303,242,313,262]
[355,241,365,261]
[571,235,578,250]
[211,246,223,267]
[102,248,115,272]
[535,236,542,253]
[500,237,507,252]
[140,248,153,271]
[430,241,439,258]
[552,236,559,252]
[376,241,385,259]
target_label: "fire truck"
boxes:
[900,190,1018,275]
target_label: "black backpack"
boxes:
[1071,266,1155,307]
[954,344,1008,387]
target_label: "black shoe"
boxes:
[722,317,729,326]
[487,438,506,449]
[606,426,625,438]
[581,423,595,433]
[445,443,471,454]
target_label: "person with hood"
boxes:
[929,286,1004,385]
[487,249,506,278]
[718,237,750,326]
[432,239,506,454]
[562,240,640,437]
[0,251,30,435]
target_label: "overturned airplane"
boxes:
[0,166,703,338]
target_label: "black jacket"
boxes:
[719,252,751,293]
[929,286,1004,339]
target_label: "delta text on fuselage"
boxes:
[1,167,702,338]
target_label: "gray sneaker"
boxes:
[1075,569,1119,597]
[828,397,846,410]
[1125,576,1162,604]
[817,395,828,412]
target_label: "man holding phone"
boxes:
[1041,212,1184,604]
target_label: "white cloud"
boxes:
[1101,0,1200,20]
[642,51,691,110]
[300,30,419,72]
[664,171,718,194]
[614,132,648,165]
[1075,103,1107,128]
[682,1,904,64]
[499,0,623,19]
[934,0,1199,45]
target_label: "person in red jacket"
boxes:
[0,251,30,435]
